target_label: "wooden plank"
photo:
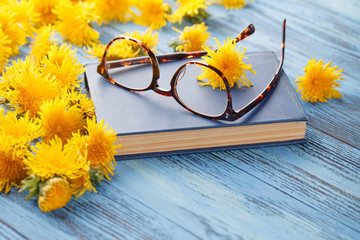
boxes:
[0,189,200,239]
[244,0,360,148]
[1,127,357,239]
[110,129,358,239]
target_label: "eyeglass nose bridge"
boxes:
[148,56,175,97]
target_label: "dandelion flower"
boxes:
[30,0,60,27]
[41,44,84,89]
[39,98,86,143]
[30,25,57,62]
[134,0,171,30]
[169,0,211,24]
[64,90,95,119]
[1,56,39,83]
[0,110,40,193]
[5,0,36,34]
[127,29,160,54]
[0,110,41,145]
[25,136,90,181]
[68,168,95,198]
[0,29,11,73]
[198,37,256,90]
[38,177,73,212]
[84,43,108,60]
[1,56,38,96]
[0,9,28,56]
[0,0,11,6]
[54,1,99,46]
[171,22,210,52]
[69,118,121,180]
[216,0,252,9]
[90,0,135,24]
[3,66,60,117]
[295,59,344,102]
[0,138,28,193]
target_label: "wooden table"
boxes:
[1,0,359,239]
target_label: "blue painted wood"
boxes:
[1,0,359,239]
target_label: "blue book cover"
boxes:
[84,51,307,159]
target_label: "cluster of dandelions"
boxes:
[169,23,255,90]
[0,0,254,72]
[0,30,121,212]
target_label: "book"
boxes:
[84,51,307,160]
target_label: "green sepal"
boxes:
[168,39,183,52]
[5,104,16,112]
[25,187,39,200]
[185,9,210,24]
[19,175,41,200]
[90,167,105,186]
[165,4,172,14]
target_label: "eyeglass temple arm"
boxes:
[233,19,286,120]
[106,24,255,70]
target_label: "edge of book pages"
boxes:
[84,51,308,160]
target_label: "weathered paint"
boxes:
[0,0,359,239]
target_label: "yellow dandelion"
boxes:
[30,0,60,27]
[0,110,40,193]
[25,136,90,180]
[42,44,77,67]
[216,0,252,9]
[41,44,84,89]
[68,168,95,198]
[30,25,57,62]
[127,28,160,54]
[38,177,73,212]
[1,56,38,93]
[0,0,12,6]
[0,110,41,144]
[134,0,170,30]
[84,43,108,60]
[69,118,121,181]
[63,90,95,119]
[4,0,36,35]
[84,29,159,60]
[78,98,95,119]
[90,0,135,24]
[1,56,39,82]
[171,22,210,52]
[54,1,99,46]
[39,97,86,143]
[0,138,28,193]
[0,29,11,73]
[0,56,38,101]
[169,0,211,24]
[3,66,60,117]
[197,37,256,90]
[0,9,28,56]
[295,59,344,102]
[25,137,94,198]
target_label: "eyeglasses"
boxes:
[97,20,286,121]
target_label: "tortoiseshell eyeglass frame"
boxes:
[97,20,286,121]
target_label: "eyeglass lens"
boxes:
[175,64,228,117]
[105,38,153,90]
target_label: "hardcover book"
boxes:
[84,51,307,160]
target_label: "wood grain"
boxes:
[1,0,359,239]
